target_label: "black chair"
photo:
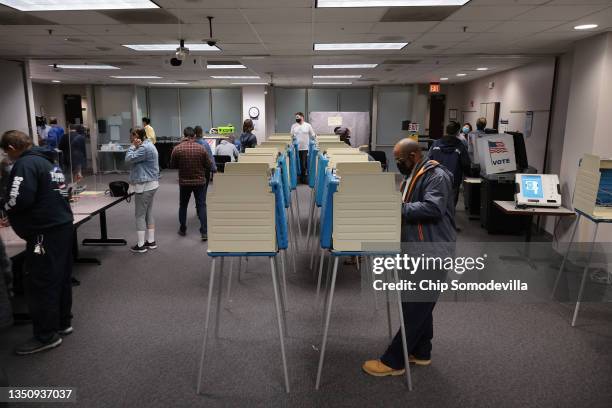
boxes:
[368,150,388,171]
[214,155,232,173]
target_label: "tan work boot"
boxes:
[362,360,406,377]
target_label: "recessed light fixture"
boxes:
[149,82,189,85]
[440,77,449,81]
[315,43,407,51]
[476,67,488,71]
[111,76,161,79]
[574,24,598,30]
[314,64,378,69]
[211,76,260,79]
[51,80,61,83]
[316,0,468,7]
[457,73,467,77]
[207,64,246,69]
[231,82,269,85]
[124,44,220,51]
[49,64,119,70]
[313,75,362,79]
[313,82,353,85]
[0,0,158,11]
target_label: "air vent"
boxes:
[379,35,405,42]
[383,59,422,65]
[104,61,138,66]
[0,13,57,25]
[207,60,243,66]
[102,9,181,24]
[380,6,459,22]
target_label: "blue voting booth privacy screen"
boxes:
[597,169,612,206]
[521,175,544,200]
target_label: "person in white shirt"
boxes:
[215,138,239,162]
[290,112,315,184]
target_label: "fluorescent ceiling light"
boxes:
[111,76,161,79]
[574,24,598,30]
[207,64,246,69]
[476,67,488,71]
[0,0,158,11]
[456,73,467,77]
[211,76,260,79]
[231,83,269,85]
[316,0,468,7]
[149,82,188,85]
[50,64,119,70]
[315,43,407,51]
[314,64,378,69]
[51,80,61,83]
[440,77,449,81]
[313,75,362,79]
[313,82,352,85]
[124,44,220,51]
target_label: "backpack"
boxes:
[429,141,462,187]
[108,181,130,200]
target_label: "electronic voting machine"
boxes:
[514,174,562,208]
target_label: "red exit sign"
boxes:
[429,82,441,93]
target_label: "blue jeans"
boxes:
[179,184,207,234]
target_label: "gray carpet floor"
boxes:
[0,171,611,408]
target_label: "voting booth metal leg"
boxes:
[385,268,393,342]
[277,253,289,314]
[197,257,217,395]
[306,189,315,253]
[227,258,234,302]
[552,214,581,299]
[571,224,599,327]
[214,258,225,339]
[315,250,325,304]
[293,189,302,238]
[316,256,339,390]
[269,257,290,393]
[393,266,412,390]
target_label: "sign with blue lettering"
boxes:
[521,175,543,199]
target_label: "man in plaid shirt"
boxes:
[169,127,213,241]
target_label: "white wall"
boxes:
[32,83,89,129]
[241,85,266,142]
[445,58,556,174]
[0,60,30,135]
[557,32,612,243]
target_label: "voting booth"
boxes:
[477,133,517,175]
[574,154,612,219]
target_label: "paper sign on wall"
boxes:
[110,126,120,141]
[408,123,420,133]
[327,116,342,127]
[121,111,131,120]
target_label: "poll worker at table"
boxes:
[0,130,74,355]
[124,127,160,253]
[169,127,213,241]
[239,119,258,153]
[363,138,456,377]
[290,112,315,184]
[215,137,239,162]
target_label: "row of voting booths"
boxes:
[196,131,414,394]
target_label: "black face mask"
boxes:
[396,160,412,176]
[296,118,302,123]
